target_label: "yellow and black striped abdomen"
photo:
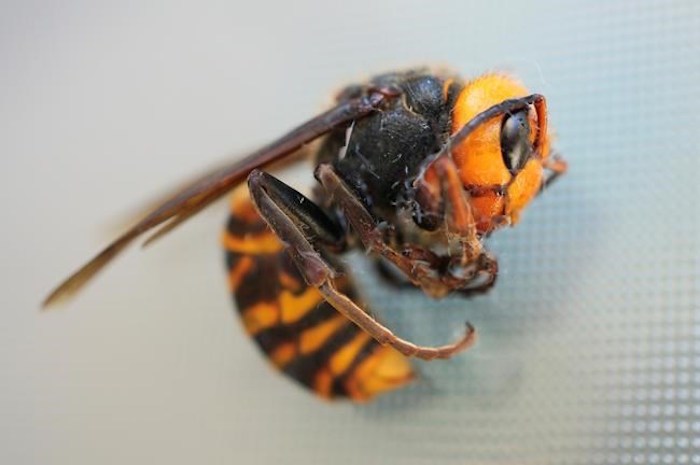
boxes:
[223,187,414,401]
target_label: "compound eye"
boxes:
[500,109,533,175]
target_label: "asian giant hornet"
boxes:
[43,68,567,402]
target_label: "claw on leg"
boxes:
[319,280,477,360]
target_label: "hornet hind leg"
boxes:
[224,185,413,401]
[247,170,477,361]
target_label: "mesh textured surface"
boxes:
[2,1,698,464]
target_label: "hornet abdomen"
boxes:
[223,186,414,401]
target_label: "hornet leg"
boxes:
[248,169,476,361]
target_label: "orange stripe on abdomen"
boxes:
[222,230,283,254]
[223,185,414,401]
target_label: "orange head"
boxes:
[449,74,552,233]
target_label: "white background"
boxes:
[2,1,699,464]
